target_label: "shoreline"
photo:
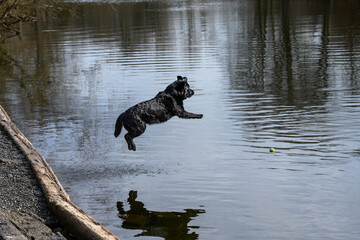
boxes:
[0,117,71,239]
[0,105,120,240]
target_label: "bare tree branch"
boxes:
[0,0,20,21]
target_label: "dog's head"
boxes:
[164,76,195,100]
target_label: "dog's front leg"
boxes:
[177,110,203,119]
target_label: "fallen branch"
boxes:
[0,105,120,240]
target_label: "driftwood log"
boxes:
[0,105,120,240]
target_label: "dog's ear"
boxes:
[177,76,183,81]
[182,77,188,82]
[175,80,186,92]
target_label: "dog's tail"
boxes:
[114,113,125,138]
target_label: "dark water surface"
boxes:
[1,0,360,239]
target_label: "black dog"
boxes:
[114,76,203,151]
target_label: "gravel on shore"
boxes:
[0,125,72,239]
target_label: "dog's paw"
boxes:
[127,143,136,151]
[197,114,203,119]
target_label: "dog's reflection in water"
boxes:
[117,190,205,239]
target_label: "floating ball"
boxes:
[269,147,275,153]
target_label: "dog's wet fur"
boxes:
[114,76,203,151]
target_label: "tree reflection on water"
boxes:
[117,191,205,239]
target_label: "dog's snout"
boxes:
[187,89,194,97]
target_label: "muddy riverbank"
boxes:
[0,125,71,239]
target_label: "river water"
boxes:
[1,1,360,239]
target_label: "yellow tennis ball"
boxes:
[269,147,275,153]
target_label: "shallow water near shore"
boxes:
[1,0,360,239]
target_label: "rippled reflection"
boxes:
[117,191,205,239]
[1,0,360,239]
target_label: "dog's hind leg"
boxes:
[125,133,137,151]
[124,121,146,151]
